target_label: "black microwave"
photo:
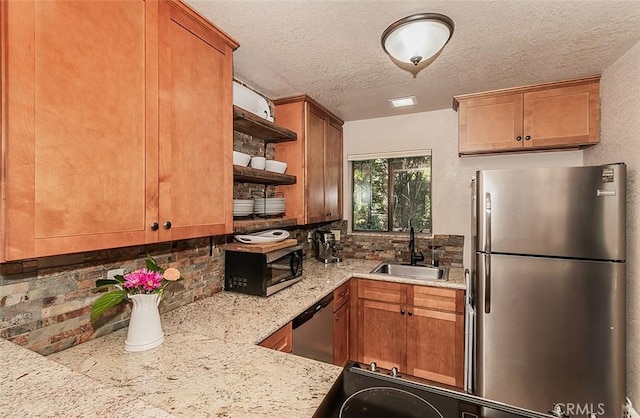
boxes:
[224,245,303,296]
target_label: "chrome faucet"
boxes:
[409,227,424,266]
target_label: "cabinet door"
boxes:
[258,322,293,353]
[305,103,327,223]
[333,302,350,366]
[325,119,343,221]
[357,299,406,370]
[523,82,599,149]
[157,0,233,241]
[406,307,464,387]
[458,94,524,154]
[3,0,150,260]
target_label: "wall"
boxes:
[0,238,225,355]
[584,39,640,407]
[343,110,583,268]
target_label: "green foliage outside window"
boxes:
[352,155,431,233]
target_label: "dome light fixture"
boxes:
[381,13,454,76]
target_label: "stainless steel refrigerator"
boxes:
[468,163,626,418]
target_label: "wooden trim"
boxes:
[453,75,601,110]
[164,0,239,50]
[358,279,407,304]
[333,280,351,311]
[273,94,344,125]
[410,285,463,313]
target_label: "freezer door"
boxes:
[475,253,625,418]
[476,163,625,260]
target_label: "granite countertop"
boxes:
[4,259,466,417]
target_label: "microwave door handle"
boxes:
[290,252,302,277]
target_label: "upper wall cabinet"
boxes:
[454,76,600,156]
[1,0,237,261]
[273,96,344,225]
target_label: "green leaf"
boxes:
[95,275,124,289]
[90,290,127,322]
[145,254,163,272]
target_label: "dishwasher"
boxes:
[292,292,334,364]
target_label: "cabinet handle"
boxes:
[163,221,172,230]
[516,136,522,142]
[340,291,348,297]
[400,309,405,315]
[408,311,413,316]
[335,316,340,321]
[525,135,531,141]
[150,222,159,231]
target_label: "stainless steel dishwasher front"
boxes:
[292,292,334,364]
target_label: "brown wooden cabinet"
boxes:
[355,279,465,388]
[1,0,237,261]
[258,322,293,353]
[333,281,351,366]
[454,77,600,156]
[156,0,235,242]
[273,95,344,225]
[406,285,464,387]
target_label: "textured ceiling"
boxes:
[184,0,640,122]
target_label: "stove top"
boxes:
[314,362,556,418]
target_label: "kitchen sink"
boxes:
[370,262,448,281]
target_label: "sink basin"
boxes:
[370,262,449,281]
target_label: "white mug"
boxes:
[250,156,266,170]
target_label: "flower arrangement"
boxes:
[90,255,181,322]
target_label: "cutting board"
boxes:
[224,238,298,253]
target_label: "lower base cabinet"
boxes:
[333,281,351,366]
[355,279,465,388]
[258,322,293,353]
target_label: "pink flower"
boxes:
[124,269,164,291]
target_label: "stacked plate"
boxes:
[233,199,254,217]
[253,197,286,216]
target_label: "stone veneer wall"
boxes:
[0,220,463,356]
[327,220,463,267]
[0,237,226,355]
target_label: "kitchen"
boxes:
[1,1,639,417]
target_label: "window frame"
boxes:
[348,150,432,235]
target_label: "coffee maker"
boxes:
[313,230,342,264]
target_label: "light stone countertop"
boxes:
[5,258,466,417]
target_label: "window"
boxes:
[350,150,432,233]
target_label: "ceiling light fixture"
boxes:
[381,13,454,77]
[388,96,417,108]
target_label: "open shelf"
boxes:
[233,217,297,234]
[233,165,296,185]
[233,105,297,143]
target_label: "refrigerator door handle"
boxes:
[484,253,491,314]
[464,268,475,393]
[484,192,491,253]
